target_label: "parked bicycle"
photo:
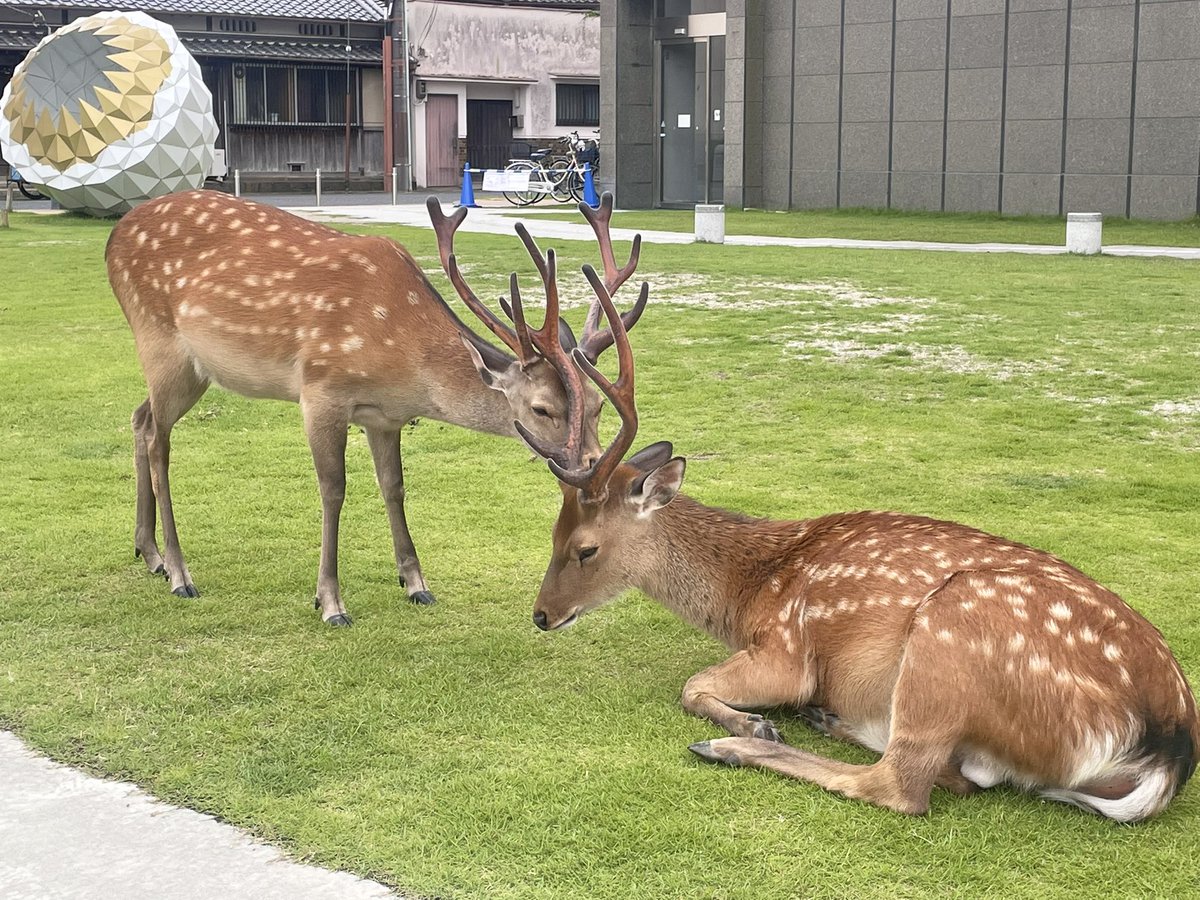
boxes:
[5,167,44,201]
[501,131,599,207]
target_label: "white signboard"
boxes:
[483,169,531,191]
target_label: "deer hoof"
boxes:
[798,706,839,737]
[172,584,200,598]
[746,714,783,743]
[325,613,353,627]
[689,739,741,767]
[409,590,436,606]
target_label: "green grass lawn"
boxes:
[1,209,1199,898]
[516,204,1200,247]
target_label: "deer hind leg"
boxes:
[365,427,434,606]
[140,367,208,598]
[681,648,815,743]
[797,707,982,796]
[302,397,351,626]
[132,399,165,577]
[689,735,955,815]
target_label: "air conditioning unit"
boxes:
[208,148,228,179]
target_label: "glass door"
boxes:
[657,37,724,206]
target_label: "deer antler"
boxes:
[509,223,588,468]
[426,197,536,364]
[542,263,645,503]
[577,193,647,364]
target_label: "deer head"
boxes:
[521,254,686,631]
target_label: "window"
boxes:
[232,64,360,126]
[555,83,599,127]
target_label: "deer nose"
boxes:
[533,610,549,631]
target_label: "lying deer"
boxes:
[106,191,644,625]
[527,269,1199,821]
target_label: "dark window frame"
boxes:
[230,62,361,127]
[555,82,599,127]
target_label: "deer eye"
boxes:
[532,405,552,418]
[578,546,598,563]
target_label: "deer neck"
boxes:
[420,331,518,439]
[634,495,792,650]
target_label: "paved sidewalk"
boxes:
[0,732,396,900]
[289,197,1200,260]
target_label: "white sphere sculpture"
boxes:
[0,10,218,217]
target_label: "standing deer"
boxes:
[527,271,1198,821]
[105,191,645,625]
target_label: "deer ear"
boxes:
[461,334,512,391]
[630,457,685,515]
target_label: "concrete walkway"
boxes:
[0,732,395,899]
[288,196,1200,260]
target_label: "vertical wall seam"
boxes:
[788,0,797,208]
[998,0,1011,214]
[1126,0,1141,219]
[887,0,897,208]
[836,0,846,208]
[940,0,951,211]
[1058,0,1073,216]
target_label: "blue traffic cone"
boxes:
[582,162,599,209]
[458,162,478,208]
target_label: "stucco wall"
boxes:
[409,1,599,136]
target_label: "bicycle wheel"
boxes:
[17,180,44,201]
[547,159,575,203]
[502,161,539,207]
[571,163,599,204]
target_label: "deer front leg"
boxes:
[365,427,435,606]
[681,648,813,743]
[302,400,351,626]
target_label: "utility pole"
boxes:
[390,0,412,191]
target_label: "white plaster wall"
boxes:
[409,1,598,137]
[362,69,384,128]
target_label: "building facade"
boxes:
[602,0,1200,219]
[407,0,600,187]
[1,0,600,189]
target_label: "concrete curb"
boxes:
[0,732,396,900]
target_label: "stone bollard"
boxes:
[695,204,726,243]
[1066,212,1102,255]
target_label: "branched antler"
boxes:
[577,193,647,363]
[546,263,646,503]
[426,196,536,365]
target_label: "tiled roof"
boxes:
[0,24,381,62]
[0,24,43,51]
[446,0,598,7]
[7,0,386,23]
[186,35,382,63]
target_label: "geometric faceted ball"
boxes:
[0,11,217,217]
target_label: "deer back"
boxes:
[106,190,474,405]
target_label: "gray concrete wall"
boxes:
[607,0,1200,217]
[753,0,1200,218]
[600,0,655,204]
